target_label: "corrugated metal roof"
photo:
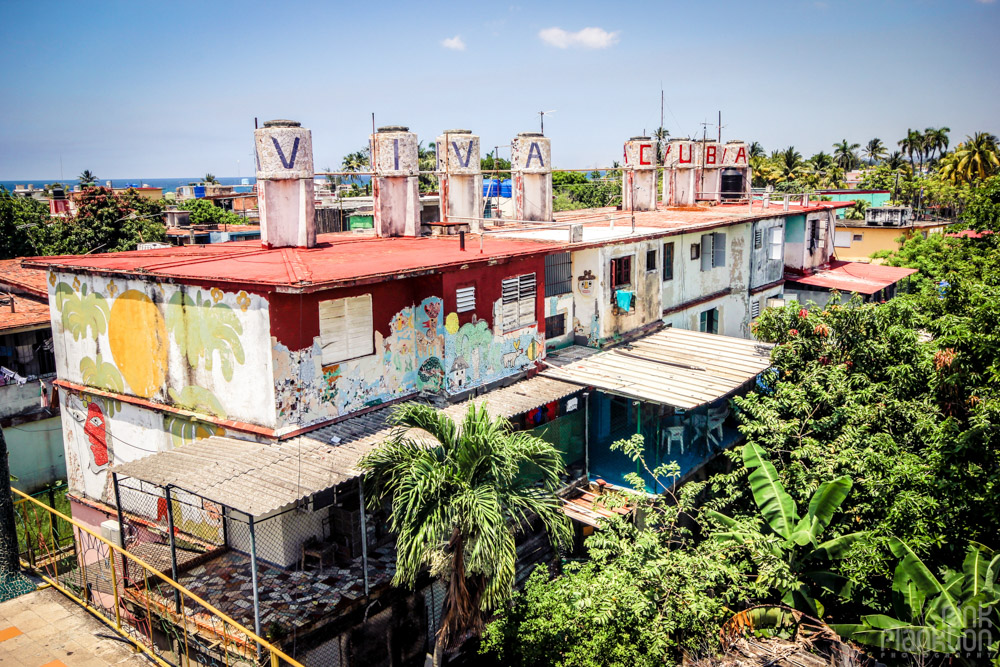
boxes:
[112,374,582,516]
[786,260,917,295]
[541,327,773,409]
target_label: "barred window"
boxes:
[544,253,572,296]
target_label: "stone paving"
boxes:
[0,586,149,666]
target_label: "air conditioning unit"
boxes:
[101,520,123,547]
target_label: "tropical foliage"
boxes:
[360,403,571,665]
[177,198,246,226]
[0,188,48,259]
[552,170,620,211]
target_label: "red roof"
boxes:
[787,261,917,295]
[0,294,50,332]
[946,229,992,239]
[25,233,563,293]
[0,259,49,298]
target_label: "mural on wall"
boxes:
[272,295,543,429]
[52,274,268,506]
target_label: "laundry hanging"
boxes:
[615,289,635,311]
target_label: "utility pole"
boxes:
[0,427,36,602]
[718,110,722,143]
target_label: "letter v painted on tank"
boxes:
[451,140,474,168]
[271,136,300,169]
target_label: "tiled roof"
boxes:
[0,259,49,298]
[0,294,51,333]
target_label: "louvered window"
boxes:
[754,228,763,249]
[501,273,536,332]
[319,294,374,365]
[456,285,476,313]
[700,232,726,271]
[751,298,761,319]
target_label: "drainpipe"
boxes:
[583,392,590,481]
[111,473,129,584]
[634,401,642,481]
[248,514,263,654]
[358,478,370,597]
[163,486,181,614]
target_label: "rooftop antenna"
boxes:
[538,110,556,134]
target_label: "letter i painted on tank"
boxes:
[705,145,717,166]
[678,144,693,164]
[526,142,545,168]
[393,139,400,171]
[272,136,300,169]
[734,146,747,165]
[452,141,474,168]
[639,144,652,165]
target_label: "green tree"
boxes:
[359,403,571,666]
[203,173,219,185]
[864,138,887,165]
[899,129,926,172]
[29,187,165,255]
[832,139,861,171]
[177,198,246,226]
[940,132,1000,185]
[481,151,511,173]
[0,187,48,258]
[78,170,98,186]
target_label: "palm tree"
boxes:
[654,126,670,164]
[749,141,766,159]
[898,129,925,172]
[359,403,571,666]
[940,132,1000,184]
[832,139,861,171]
[863,138,886,165]
[923,126,950,164]
[78,170,98,186]
[204,173,219,185]
[885,151,907,171]
[776,147,807,183]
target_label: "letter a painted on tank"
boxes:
[452,141,474,168]
[526,142,545,168]
[271,136,300,169]
[735,146,747,165]
[393,139,400,171]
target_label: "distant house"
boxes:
[833,205,957,262]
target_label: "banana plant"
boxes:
[833,540,1000,661]
[706,442,865,617]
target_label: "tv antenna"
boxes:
[538,110,556,134]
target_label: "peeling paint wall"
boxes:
[749,217,786,289]
[784,210,835,272]
[544,293,575,350]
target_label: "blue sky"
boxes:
[1,0,997,179]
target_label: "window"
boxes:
[646,249,657,272]
[700,232,726,271]
[853,233,864,242]
[751,299,761,319]
[610,256,632,289]
[699,307,719,334]
[754,228,763,249]
[544,253,572,296]
[807,219,822,252]
[544,313,566,338]
[690,243,701,261]
[501,273,536,332]
[456,285,476,313]
[319,294,374,365]
[769,226,783,260]
[663,242,674,281]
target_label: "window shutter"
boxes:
[501,277,519,331]
[754,228,763,249]
[769,227,783,261]
[751,299,761,318]
[456,285,476,313]
[700,234,713,272]
[713,232,726,268]
[518,273,536,327]
[319,294,373,365]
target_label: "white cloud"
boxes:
[975,0,995,4]
[538,27,620,49]
[441,35,466,51]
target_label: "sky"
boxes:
[1,0,998,180]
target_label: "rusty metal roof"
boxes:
[112,374,582,515]
[542,327,773,409]
[786,260,917,295]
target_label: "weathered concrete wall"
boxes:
[622,138,657,211]
[544,292,575,350]
[3,417,65,493]
[255,120,316,249]
[784,210,835,273]
[373,128,421,237]
[437,131,483,226]
[512,133,552,222]
[749,217,786,289]
[0,381,47,419]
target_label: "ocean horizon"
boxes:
[0,176,258,194]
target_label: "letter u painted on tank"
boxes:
[451,141,474,168]
[526,142,545,168]
[678,143,693,164]
[271,136,300,169]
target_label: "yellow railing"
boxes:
[12,487,305,667]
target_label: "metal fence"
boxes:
[109,474,430,667]
[12,486,305,667]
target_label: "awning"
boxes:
[541,327,773,409]
[786,260,917,295]
[112,374,583,516]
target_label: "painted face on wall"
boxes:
[83,402,110,473]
